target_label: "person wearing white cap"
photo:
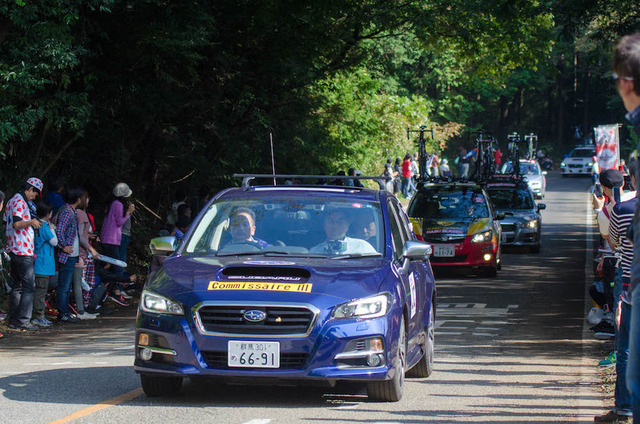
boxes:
[100,183,134,275]
[3,177,43,331]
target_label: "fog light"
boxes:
[483,253,492,261]
[138,333,149,346]
[140,347,153,361]
[369,338,383,352]
[367,353,382,367]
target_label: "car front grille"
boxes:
[501,224,517,233]
[423,234,466,243]
[196,305,316,335]
[202,350,308,369]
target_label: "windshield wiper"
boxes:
[329,253,383,260]
[215,250,285,257]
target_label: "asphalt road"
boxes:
[0,171,607,423]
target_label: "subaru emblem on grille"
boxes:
[243,309,267,322]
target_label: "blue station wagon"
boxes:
[134,177,437,401]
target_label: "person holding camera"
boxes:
[3,178,43,331]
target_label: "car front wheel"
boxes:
[407,306,434,378]
[367,319,406,402]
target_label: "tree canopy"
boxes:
[0,0,637,218]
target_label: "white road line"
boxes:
[242,420,272,424]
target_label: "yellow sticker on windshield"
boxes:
[208,281,313,293]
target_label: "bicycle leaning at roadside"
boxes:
[613,32,640,424]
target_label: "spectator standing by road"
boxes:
[74,190,99,319]
[100,183,134,275]
[393,158,402,195]
[0,190,4,338]
[613,33,640,424]
[32,199,56,327]
[44,175,65,214]
[4,178,43,331]
[55,185,84,323]
[401,154,412,198]
[596,163,638,423]
[494,147,503,172]
[382,159,395,193]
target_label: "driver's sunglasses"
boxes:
[612,72,635,82]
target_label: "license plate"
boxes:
[433,245,455,257]
[228,341,280,368]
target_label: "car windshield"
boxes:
[408,187,489,221]
[502,161,540,175]
[182,194,384,257]
[570,148,596,158]
[487,188,534,210]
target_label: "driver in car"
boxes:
[228,207,268,247]
[310,209,376,255]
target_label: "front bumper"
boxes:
[134,307,400,384]
[428,236,498,268]
[561,165,590,175]
[500,224,540,246]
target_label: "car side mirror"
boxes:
[150,236,178,256]
[495,213,505,220]
[402,240,432,260]
[537,203,547,211]
[542,171,548,175]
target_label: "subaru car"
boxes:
[501,159,547,199]
[485,177,546,253]
[135,177,436,402]
[561,145,597,177]
[406,182,502,277]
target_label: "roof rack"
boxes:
[484,174,529,189]
[233,174,387,190]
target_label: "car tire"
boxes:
[530,244,540,253]
[141,374,183,397]
[483,266,498,278]
[407,307,434,378]
[367,319,406,402]
[561,174,568,178]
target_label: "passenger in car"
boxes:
[310,209,376,255]
[228,207,268,247]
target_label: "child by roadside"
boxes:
[32,200,57,327]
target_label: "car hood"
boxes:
[564,157,590,164]
[524,175,544,185]
[496,209,538,223]
[146,254,391,307]
[416,217,492,239]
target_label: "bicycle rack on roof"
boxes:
[233,174,387,190]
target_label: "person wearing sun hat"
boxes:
[100,182,134,275]
[2,177,44,331]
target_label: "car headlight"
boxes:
[561,162,566,167]
[140,290,184,315]
[522,219,538,229]
[588,162,593,166]
[471,230,492,243]
[332,293,390,319]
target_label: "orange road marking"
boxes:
[48,387,143,424]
